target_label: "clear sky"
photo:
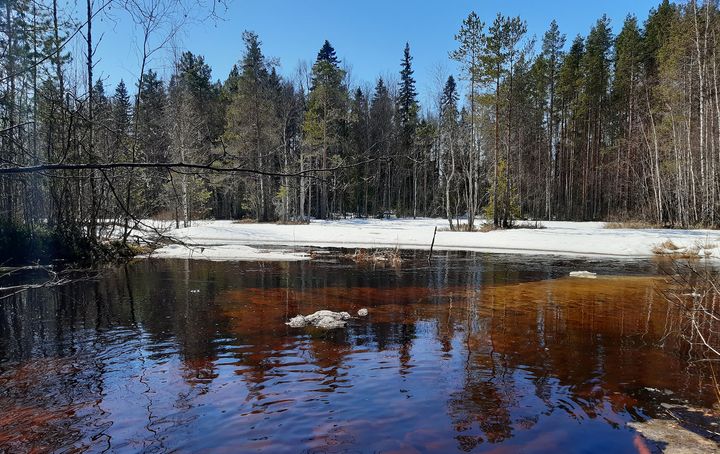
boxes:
[90,0,663,107]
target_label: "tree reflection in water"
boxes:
[0,252,712,452]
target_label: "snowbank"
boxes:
[144,218,720,260]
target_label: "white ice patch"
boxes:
[569,271,597,279]
[150,244,309,261]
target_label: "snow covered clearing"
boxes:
[142,218,720,260]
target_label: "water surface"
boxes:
[0,252,714,453]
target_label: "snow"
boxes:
[144,218,720,260]
[149,243,309,261]
[569,271,598,279]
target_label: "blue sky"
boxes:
[91,0,663,107]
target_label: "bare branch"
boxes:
[0,157,385,177]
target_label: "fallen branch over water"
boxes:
[0,266,99,301]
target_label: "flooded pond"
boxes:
[0,252,717,452]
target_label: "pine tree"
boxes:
[556,35,584,219]
[643,0,676,83]
[580,15,612,219]
[451,11,485,228]
[500,15,527,227]
[482,13,509,227]
[541,20,565,219]
[611,15,643,216]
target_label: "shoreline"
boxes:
[139,218,720,261]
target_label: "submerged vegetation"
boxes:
[346,248,403,267]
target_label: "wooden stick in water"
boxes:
[428,226,437,263]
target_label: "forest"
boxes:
[1,0,720,262]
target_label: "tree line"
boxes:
[1,0,719,261]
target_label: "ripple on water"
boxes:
[0,257,716,452]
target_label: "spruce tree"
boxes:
[369,78,394,214]
[112,80,132,156]
[223,31,278,221]
[317,40,340,65]
[439,75,459,227]
[349,87,371,215]
[398,42,418,136]
[136,70,169,214]
[397,42,420,216]
[303,40,347,219]
[441,75,458,117]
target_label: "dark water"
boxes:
[0,252,715,453]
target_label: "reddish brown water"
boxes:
[0,252,715,452]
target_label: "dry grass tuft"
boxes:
[439,221,544,232]
[351,249,371,263]
[437,222,495,232]
[671,248,700,259]
[605,220,662,229]
[652,239,700,258]
[347,248,403,266]
[511,221,546,230]
[659,239,681,251]
[276,219,310,225]
[438,223,482,232]
[660,260,720,407]
[387,249,403,267]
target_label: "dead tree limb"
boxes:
[0,157,384,177]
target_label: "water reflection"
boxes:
[0,252,712,453]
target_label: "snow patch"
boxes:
[140,218,720,260]
[569,271,597,279]
[150,243,309,261]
